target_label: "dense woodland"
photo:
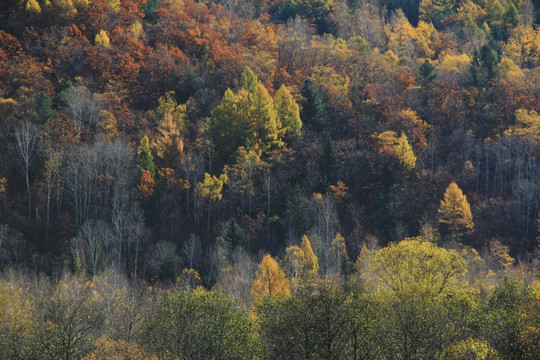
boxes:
[0,0,540,358]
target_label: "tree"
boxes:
[367,238,471,360]
[63,84,103,141]
[95,29,110,48]
[142,289,259,360]
[0,280,38,359]
[241,66,259,93]
[40,276,105,360]
[415,59,438,89]
[301,78,327,131]
[438,182,474,238]
[222,218,247,251]
[395,132,416,171]
[15,121,38,218]
[318,132,341,191]
[274,85,302,138]
[137,136,155,179]
[256,279,354,360]
[251,84,284,153]
[35,92,54,124]
[285,235,319,284]
[251,254,290,304]
[198,172,228,236]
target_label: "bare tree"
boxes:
[14,121,38,218]
[64,85,103,141]
[182,233,202,269]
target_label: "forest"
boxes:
[0,0,539,358]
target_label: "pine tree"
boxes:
[438,182,474,237]
[301,78,327,131]
[274,85,302,138]
[35,92,54,124]
[318,132,341,192]
[251,254,290,304]
[415,59,438,88]
[222,218,246,250]
[137,136,156,179]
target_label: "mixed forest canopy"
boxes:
[0,0,540,357]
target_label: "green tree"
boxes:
[274,85,302,138]
[256,279,354,360]
[367,238,472,360]
[415,59,438,89]
[438,181,474,238]
[35,92,54,124]
[318,132,341,192]
[142,289,259,360]
[301,78,327,131]
[222,218,247,251]
[137,136,155,179]
[241,66,259,93]
[250,84,283,153]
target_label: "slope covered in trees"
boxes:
[0,0,540,357]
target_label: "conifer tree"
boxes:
[35,92,54,124]
[222,218,246,251]
[318,132,341,192]
[137,136,156,179]
[241,67,259,93]
[301,78,327,130]
[251,254,290,304]
[395,132,416,171]
[415,59,438,88]
[274,85,302,138]
[438,182,474,237]
[300,235,319,277]
[250,84,283,152]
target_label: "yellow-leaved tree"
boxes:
[285,235,319,287]
[438,182,474,238]
[251,254,290,304]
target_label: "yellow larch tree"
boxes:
[251,254,290,304]
[438,182,474,237]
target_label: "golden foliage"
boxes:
[438,182,474,236]
[251,254,290,304]
[95,30,111,48]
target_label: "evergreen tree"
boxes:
[137,135,156,179]
[35,92,54,124]
[318,132,341,192]
[222,218,246,251]
[301,78,327,131]
[415,59,438,88]
[438,182,474,238]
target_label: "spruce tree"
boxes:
[35,92,54,124]
[318,132,341,192]
[301,78,327,131]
